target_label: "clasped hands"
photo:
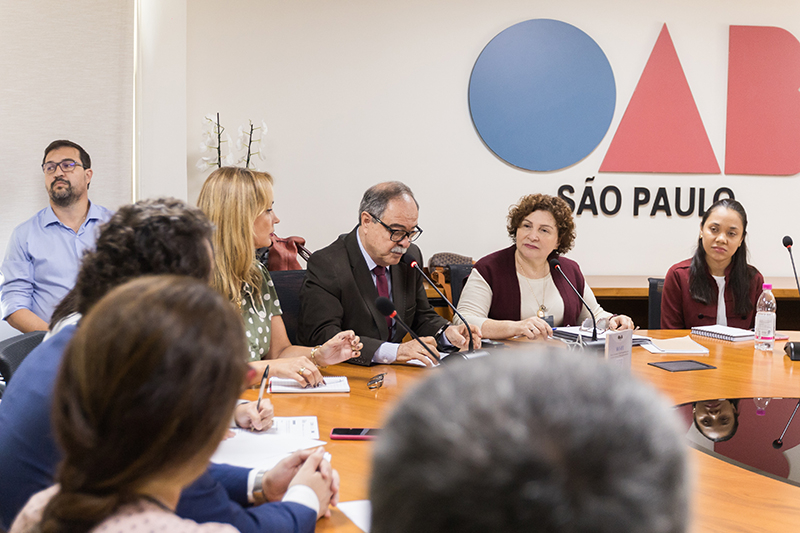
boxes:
[511,314,635,340]
[262,447,339,520]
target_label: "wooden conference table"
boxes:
[243,331,800,533]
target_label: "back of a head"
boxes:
[43,275,248,533]
[370,351,689,533]
[50,198,214,327]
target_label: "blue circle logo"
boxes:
[469,19,616,172]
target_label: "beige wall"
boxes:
[183,0,800,278]
[5,1,795,281]
[0,0,134,250]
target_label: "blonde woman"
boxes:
[198,167,362,386]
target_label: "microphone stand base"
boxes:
[441,349,492,363]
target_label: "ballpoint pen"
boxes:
[256,365,269,411]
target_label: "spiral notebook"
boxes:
[268,376,350,393]
[690,325,754,342]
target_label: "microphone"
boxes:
[401,255,490,362]
[773,399,800,449]
[375,297,440,364]
[782,236,800,360]
[548,257,598,341]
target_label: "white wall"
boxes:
[136,0,188,201]
[176,1,797,278]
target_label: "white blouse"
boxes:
[455,269,611,328]
[712,275,728,326]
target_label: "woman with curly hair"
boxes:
[456,194,634,339]
[197,167,362,387]
[10,276,336,533]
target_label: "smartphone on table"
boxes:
[330,428,381,440]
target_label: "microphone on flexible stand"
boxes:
[773,399,800,449]
[400,254,490,361]
[375,297,440,364]
[548,257,598,341]
[782,237,800,361]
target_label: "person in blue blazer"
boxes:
[0,199,333,532]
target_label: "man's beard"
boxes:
[49,179,77,207]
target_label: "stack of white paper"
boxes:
[642,336,710,355]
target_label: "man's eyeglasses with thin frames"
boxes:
[42,159,84,175]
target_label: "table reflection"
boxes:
[676,397,800,487]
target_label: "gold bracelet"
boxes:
[310,345,327,368]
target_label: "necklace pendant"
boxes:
[537,305,547,318]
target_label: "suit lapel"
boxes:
[344,230,391,340]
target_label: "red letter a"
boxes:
[600,24,719,174]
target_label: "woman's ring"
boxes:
[298,367,306,376]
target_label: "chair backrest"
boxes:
[449,264,474,307]
[269,269,307,345]
[648,277,665,329]
[0,330,46,384]
[428,252,472,269]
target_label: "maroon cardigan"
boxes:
[473,245,586,326]
[660,258,764,329]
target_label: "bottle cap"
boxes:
[763,283,773,290]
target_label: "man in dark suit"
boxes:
[298,181,480,366]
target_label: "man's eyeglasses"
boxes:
[370,214,423,243]
[42,159,84,175]
[367,373,386,390]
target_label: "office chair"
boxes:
[0,331,46,396]
[647,277,665,329]
[449,263,474,307]
[270,269,307,345]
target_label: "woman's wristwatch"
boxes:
[253,469,267,504]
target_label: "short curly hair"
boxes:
[506,194,576,255]
[49,198,214,328]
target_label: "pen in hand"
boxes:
[256,365,269,412]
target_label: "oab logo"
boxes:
[469,19,800,177]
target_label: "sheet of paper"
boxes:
[269,376,350,393]
[265,416,320,439]
[642,336,710,355]
[338,500,372,533]
[211,418,325,470]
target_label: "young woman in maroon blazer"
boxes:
[661,198,763,329]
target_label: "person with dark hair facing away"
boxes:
[456,193,634,340]
[298,181,480,367]
[370,351,690,533]
[1,140,112,332]
[661,198,763,329]
[9,276,337,533]
[0,199,335,533]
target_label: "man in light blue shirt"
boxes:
[0,140,112,333]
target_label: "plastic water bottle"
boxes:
[753,397,771,416]
[754,283,776,351]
